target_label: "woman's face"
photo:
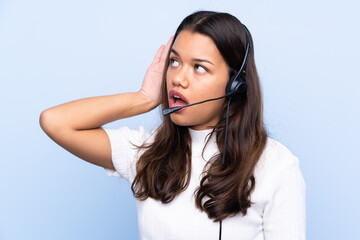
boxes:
[166,30,230,130]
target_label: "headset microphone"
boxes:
[162,107,182,116]
[162,95,230,116]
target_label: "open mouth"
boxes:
[169,90,188,108]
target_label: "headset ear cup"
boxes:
[226,75,236,96]
[235,77,247,94]
[226,75,247,97]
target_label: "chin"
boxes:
[169,113,217,130]
[169,111,203,127]
[169,114,191,127]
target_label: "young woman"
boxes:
[40,11,306,240]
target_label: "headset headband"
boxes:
[233,24,250,79]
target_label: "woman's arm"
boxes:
[39,36,173,170]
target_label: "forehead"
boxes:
[171,30,225,64]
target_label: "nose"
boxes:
[171,66,189,88]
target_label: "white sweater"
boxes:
[103,126,306,240]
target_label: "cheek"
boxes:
[196,76,229,100]
[166,71,171,91]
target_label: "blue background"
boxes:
[1,0,359,239]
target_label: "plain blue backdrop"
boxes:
[1,0,359,239]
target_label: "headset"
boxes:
[225,23,250,99]
[219,23,250,240]
[162,23,251,240]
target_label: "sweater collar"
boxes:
[188,127,217,158]
[188,127,213,143]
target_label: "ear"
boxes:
[229,69,237,77]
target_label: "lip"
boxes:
[168,89,189,109]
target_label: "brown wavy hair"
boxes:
[131,11,268,222]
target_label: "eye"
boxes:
[169,58,179,67]
[195,64,207,73]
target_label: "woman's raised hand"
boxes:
[39,36,174,171]
[139,36,174,108]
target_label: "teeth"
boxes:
[174,95,180,99]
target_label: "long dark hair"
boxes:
[131,11,268,222]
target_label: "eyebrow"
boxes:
[171,49,214,65]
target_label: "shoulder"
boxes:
[254,137,305,193]
[258,137,300,173]
[101,125,158,182]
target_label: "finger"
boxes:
[152,45,166,64]
[160,36,174,64]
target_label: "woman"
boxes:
[40,11,306,240]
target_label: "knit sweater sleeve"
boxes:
[101,126,151,183]
[262,145,306,240]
